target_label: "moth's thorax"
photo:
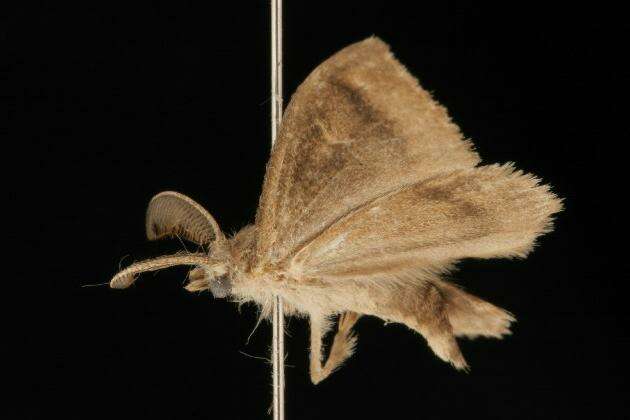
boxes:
[230,266,283,295]
[229,262,398,319]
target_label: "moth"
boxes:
[110,37,562,383]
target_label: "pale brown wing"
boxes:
[146,191,225,246]
[254,37,480,269]
[287,164,562,281]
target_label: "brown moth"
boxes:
[110,37,562,383]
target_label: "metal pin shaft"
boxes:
[270,0,285,419]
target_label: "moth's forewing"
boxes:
[254,37,480,268]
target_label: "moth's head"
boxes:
[109,191,237,296]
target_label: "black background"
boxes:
[5,1,628,419]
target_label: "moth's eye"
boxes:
[209,274,232,298]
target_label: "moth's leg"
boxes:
[309,315,332,384]
[309,312,360,384]
[185,267,232,298]
[185,267,209,291]
[405,284,469,371]
[322,311,360,379]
